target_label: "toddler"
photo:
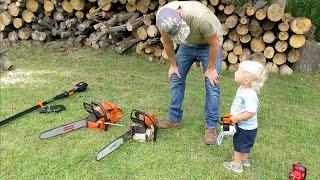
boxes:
[223,60,267,173]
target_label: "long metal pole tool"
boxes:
[0,82,88,127]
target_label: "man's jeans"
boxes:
[168,43,222,128]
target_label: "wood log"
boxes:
[289,34,306,48]
[31,30,48,41]
[236,24,248,35]
[222,49,228,60]
[13,18,23,29]
[227,51,238,64]
[0,39,10,54]
[278,22,289,32]
[279,64,293,75]
[44,0,54,12]
[228,63,239,71]
[75,11,84,19]
[126,16,144,31]
[145,45,154,54]
[240,34,251,44]
[8,31,19,42]
[218,4,224,11]
[275,40,288,52]
[209,0,219,6]
[290,17,312,35]
[255,6,267,21]
[18,27,32,39]
[154,46,162,58]
[207,4,215,14]
[246,6,256,16]
[287,48,300,63]
[149,1,158,11]
[114,37,142,53]
[22,9,34,23]
[143,12,155,26]
[233,42,242,56]
[223,39,234,52]
[62,0,74,13]
[8,3,19,16]
[225,15,238,29]
[221,60,227,71]
[0,54,13,70]
[26,0,39,13]
[53,11,65,22]
[239,48,251,62]
[137,0,151,13]
[222,24,229,36]
[263,46,275,59]
[70,0,84,11]
[65,18,77,28]
[239,16,248,25]
[235,8,246,17]
[281,12,292,23]
[126,2,136,12]
[158,0,166,6]
[272,52,286,65]
[250,52,266,65]
[278,31,289,41]
[228,30,239,41]
[137,26,148,40]
[265,62,279,73]
[1,11,12,27]
[249,18,262,37]
[262,31,275,43]
[224,4,234,15]
[98,0,112,11]
[108,32,125,44]
[267,3,284,22]
[78,20,92,32]
[147,25,158,38]
[250,37,265,53]
[261,20,274,31]
[216,13,227,23]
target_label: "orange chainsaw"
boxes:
[96,109,158,160]
[216,113,237,145]
[40,101,123,139]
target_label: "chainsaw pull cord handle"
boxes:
[130,109,158,141]
[91,101,109,131]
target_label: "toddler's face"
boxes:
[234,66,252,85]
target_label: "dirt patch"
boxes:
[0,69,57,88]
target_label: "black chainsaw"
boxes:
[96,109,158,160]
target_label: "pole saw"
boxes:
[0,82,88,127]
[96,109,158,160]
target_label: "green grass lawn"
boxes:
[1,41,319,179]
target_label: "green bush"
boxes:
[286,0,320,41]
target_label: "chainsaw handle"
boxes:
[130,109,158,141]
[83,102,101,120]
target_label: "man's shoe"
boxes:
[158,119,182,129]
[204,128,217,145]
[223,161,243,173]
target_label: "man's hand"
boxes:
[168,65,181,79]
[205,68,219,86]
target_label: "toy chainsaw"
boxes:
[40,101,123,139]
[216,113,237,145]
[96,109,158,160]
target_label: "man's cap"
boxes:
[156,7,190,44]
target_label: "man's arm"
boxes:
[160,31,181,78]
[205,33,220,85]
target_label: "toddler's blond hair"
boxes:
[239,61,267,92]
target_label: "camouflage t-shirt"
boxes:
[158,1,223,46]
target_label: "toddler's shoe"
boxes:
[223,161,243,173]
[231,156,250,167]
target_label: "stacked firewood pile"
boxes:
[0,0,314,75]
